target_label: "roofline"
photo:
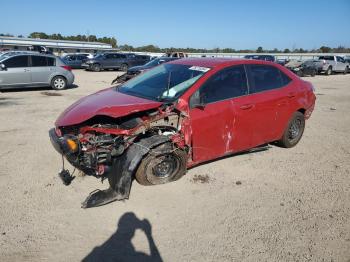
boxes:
[0,36,112,49]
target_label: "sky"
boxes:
[1,0,349,50]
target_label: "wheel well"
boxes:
[297,108,306,115]
[51,75,67,83]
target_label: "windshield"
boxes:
[118,63,210,102]
[144,58,164,67]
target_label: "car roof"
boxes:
[0,52,57,61]
[169,57,270,68]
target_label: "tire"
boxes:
[344,66,349,75]
[135,143,187,186]
[51,76,67,90]
[276,112,305,148]
[325,66,332,76]
[311,69,316,77]
[120,63,128,71]
[91,63,101,72]
[297,70,303,77]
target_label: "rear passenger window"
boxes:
[32,56,47,67]
[47,57,55,66]
[3,56,29,68]
[248,64,291,94]
[199,65,248,104]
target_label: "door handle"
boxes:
[24,69,30,72]
[240,104,254,110]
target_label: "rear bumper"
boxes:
[66,72,75,86]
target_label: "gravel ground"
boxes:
[0,70,349,262]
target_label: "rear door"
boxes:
[0,55,31,87]
[245,64,293,145]
[30,55,54,85]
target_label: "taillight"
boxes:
[61,65,72,71]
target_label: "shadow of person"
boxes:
[82,212,163,262]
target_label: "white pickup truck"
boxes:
[318,55,349,75]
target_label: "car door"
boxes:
[336,56,346,71]
[189,65,252,163]
[103,53,114,68]
[0,55,31,87]
[115,54,127,68]
[30,55,52,85]
[245,64,293,146]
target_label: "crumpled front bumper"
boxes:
[49,128,66,155]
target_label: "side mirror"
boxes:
[190,91,206,110]
[0,63,6,71]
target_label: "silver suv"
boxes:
[0,53,75,90]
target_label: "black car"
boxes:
[285,60,319,77]
[111,57,179,84]
[244,55,276,62]
[61,54,89,69]
[82,53,150,72]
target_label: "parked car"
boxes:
[285,59,322,77]
[49,58,316,208]
[61,54,89,69]
[318,55,349,75]
[0,53,74,90]
[111,56,179,84]
[165,52,188,58]
[276,58,290,66]
[244,55,276,62]
[82,53,149,72]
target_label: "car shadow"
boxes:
[82,212,163,262]
[0,84,79,93]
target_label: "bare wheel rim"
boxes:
[288,118,302,141]
[152,155,179,178]
[54,78,65,89]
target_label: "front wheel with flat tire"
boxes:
[51,76,67,90]
[276,111,305,148]
[135,143,187,186]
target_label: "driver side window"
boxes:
[196,65,248,105]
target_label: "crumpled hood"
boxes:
[55,87,162,127]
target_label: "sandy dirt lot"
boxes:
[0,70,349,262]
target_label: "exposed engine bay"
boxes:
[49,105,189,208]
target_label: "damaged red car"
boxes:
[49,58,316,208]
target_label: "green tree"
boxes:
[319,46,332,53]
[256,46,263,53]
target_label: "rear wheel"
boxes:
[276,112,305,148]
[51,76,67,90]
[135,143,187,186]
[344,66,349,75]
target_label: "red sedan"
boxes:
[49,58,316,208]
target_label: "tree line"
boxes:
[1,33,349,53]
[0,32,117,48]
